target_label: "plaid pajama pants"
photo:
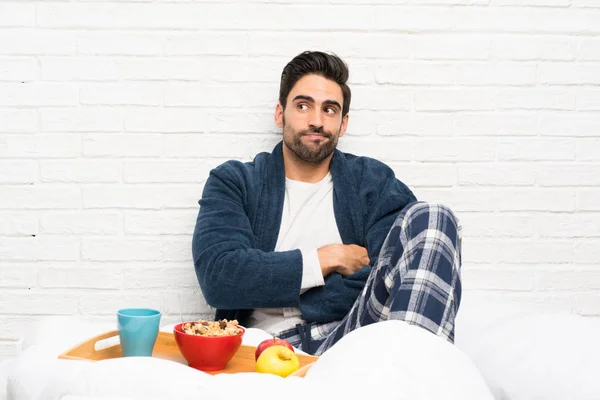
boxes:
[278,201,462,356]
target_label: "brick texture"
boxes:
[1,1,599,357]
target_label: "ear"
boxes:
[275,103,284,129]
[339,113,349,138]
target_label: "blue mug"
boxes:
[117,308,161,357]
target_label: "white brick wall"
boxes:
[1,0,600,358]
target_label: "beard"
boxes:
[282,117,340,164]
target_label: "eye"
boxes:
[325,107,337,115]
[297,103,308,111]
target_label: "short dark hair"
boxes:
[279,51,351,117]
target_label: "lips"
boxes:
[302,132,331,140]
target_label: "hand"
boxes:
[317,244,370,277]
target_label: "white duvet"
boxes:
[8,312,600,400]
[6,320,493,400]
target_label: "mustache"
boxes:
[299,127,332,138]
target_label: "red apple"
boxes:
[254,337,294,361]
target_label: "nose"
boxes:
[308,109,324,130]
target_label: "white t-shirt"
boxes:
[249,172,343,334]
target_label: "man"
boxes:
[192,51,462,356]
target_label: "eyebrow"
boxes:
[292,95,342,111]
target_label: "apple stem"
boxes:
[279,350,292,361]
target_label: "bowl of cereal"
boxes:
[173,319,245,371]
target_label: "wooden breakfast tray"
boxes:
[58,330,318,377]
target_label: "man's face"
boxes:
[275,74,348,164]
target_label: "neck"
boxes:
[282,144,332,183]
